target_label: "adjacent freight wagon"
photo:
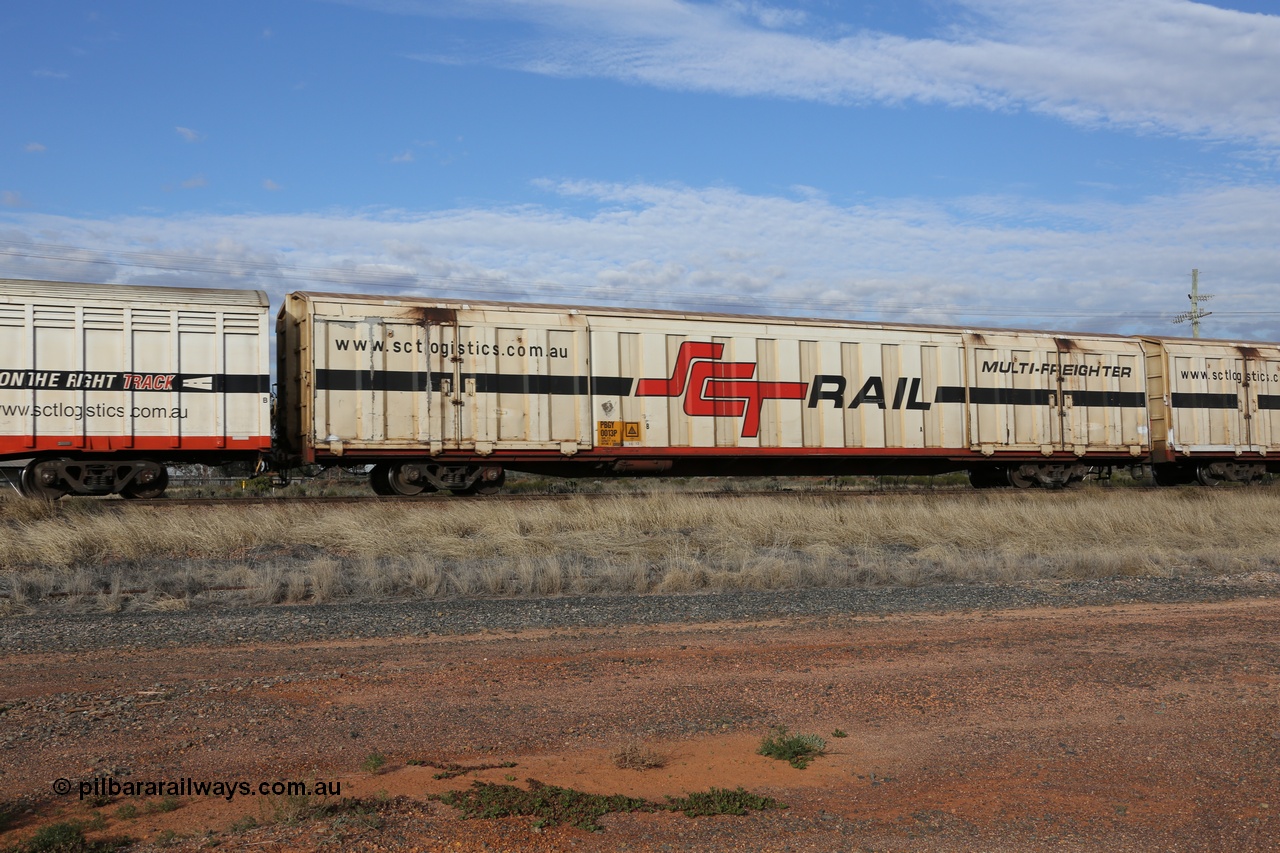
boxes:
[0,280,272,498]
[1140,337,1280,485]
[4,279,1278,498]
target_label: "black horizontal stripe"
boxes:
[1171,392,1238,410]
[1068,390,1148,408]
[591,376,636,396]
[315,369,433,392]
[315,370,1148,409]
[315,369,634,397]
[471,373,588,395]
[967,387,1053,406]
[933,386,967,404]
[0,369,267,394]
[221,374,272,394]
[934,386,1146,407]
[1255,395,1280,411]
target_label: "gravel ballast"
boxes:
[4,573,1276,653]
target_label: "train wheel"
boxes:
[474,468,505,496]
[369,464,394,495]
[386,463,426,496]
[1005,467,1036,489]
[121,467,169,500]
[19,461,67,501]
[1195,464,1224,487]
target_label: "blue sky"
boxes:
[2,0,1279,340]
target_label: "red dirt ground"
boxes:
[2,599,1278,851]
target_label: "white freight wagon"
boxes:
[1141,337,1280,484]
[0,279,272,498]
[279,292,1151,493]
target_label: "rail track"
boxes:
[82,484,977,509]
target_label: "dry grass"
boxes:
[2,487,1279,613]
[613,743,669,771]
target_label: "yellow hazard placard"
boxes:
[597,420,622,447]
[622,421,642,442]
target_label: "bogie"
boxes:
[18,459,170,499]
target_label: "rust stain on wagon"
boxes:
[408,307,458,325]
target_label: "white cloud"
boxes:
[32,69,69,80]
[1,191,25,207]
[2,178,1277,340]
[175,126,205,143]
[263,179,283,191]
[25,143,46,153]
[391,149,415,163]
[392,0,1280,146]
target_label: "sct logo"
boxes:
[634,342,808,438]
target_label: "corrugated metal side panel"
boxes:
[586,316,965,451]
[1154,339,1280,454]
[965,332,1057,452]
[448,309,588,449]
[0,285,271,459]
[1249,347,1280,453]
[964,331,1149,456]
[1160,340,1248,452]
[308,304,432,451]
[1058,338,1148,453]
[0,300,35,448]
[301,295,592,454]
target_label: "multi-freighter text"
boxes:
[981,360,1133,378]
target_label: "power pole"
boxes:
[1173,268,1213,338]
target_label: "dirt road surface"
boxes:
[2,597,1278,851]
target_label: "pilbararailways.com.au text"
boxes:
[55,776,340,802]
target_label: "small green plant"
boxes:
[433,779,656,832]
[15,820,130,852]
[22,822,87,853]
[831,728,848,738]
[113,803,138,820]
[361,751,387,774]
[428,760,518,780]
[318,797,385,831]
[757,726,827,769]
[666,787,785,817]
[144,796,180,814]
[228,815,257,833]
[433,780,785,832]
[261,790,322,826]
